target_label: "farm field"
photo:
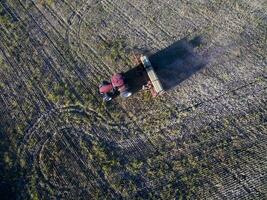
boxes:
[0,0,266,199]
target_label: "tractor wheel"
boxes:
[120,91,132,98]
[103,94,112,101]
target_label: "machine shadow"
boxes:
[123,36,206,96]
[149,36,205,91]
[124,64,149,95]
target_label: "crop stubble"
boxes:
[0,0,266,199]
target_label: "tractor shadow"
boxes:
[123,64,149,95]
[124,36,206,95]
[149,36,205,91]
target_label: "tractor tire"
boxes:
[103,94,112,101]
[120,91,132,98]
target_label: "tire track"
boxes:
[0,1,101,104]
[40,0,114,77]
[18,103,155,198]
[18,0,109,86]
[18,106,121,198]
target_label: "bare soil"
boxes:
[0,0,266,199]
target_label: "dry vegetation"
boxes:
[0,0,266,199]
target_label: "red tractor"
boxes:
[99,73,132,101]
[99,55,164,101]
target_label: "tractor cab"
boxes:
[99,73,132,101]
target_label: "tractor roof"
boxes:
[111,73,124,87]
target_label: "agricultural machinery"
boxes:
[99,73,132,101]
[99,55,164,101]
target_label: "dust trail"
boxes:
[200,41,241,66]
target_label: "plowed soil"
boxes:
[0,0,266,199]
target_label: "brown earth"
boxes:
[0,0,266,199]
